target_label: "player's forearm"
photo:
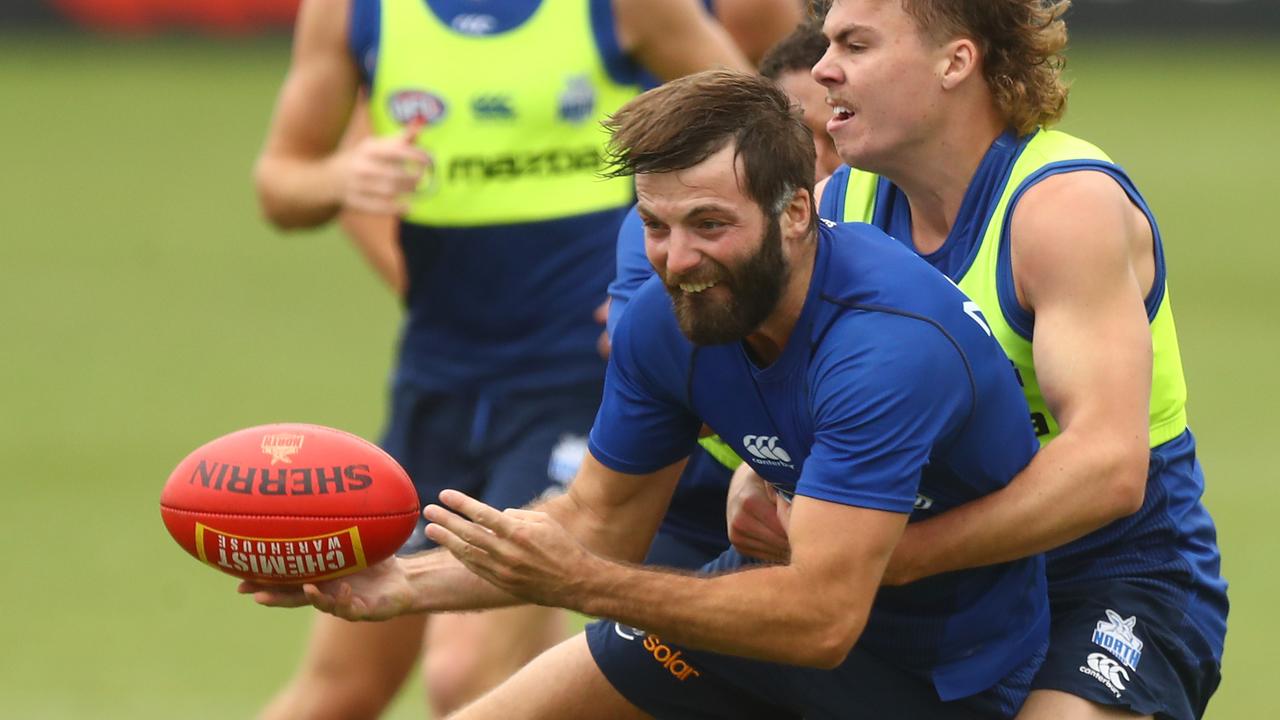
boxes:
[578,562,867,668]
[339,211,405,295]
[886,429,1148,585]
[253,153,346,230]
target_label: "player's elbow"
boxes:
[252,158,330,231]
[793,607,867,669]
[1097,441,1149,521]
[253,164,293,230]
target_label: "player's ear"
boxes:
[781,188,812,240]
[938,38,979,90]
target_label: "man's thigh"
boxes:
[1031,580,1221,720]
[451,633,652,720]
[1018,689,1151,720]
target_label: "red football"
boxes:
[160,423,419,584]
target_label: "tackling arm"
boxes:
[578,495,905,668]
[883,170,1153,584]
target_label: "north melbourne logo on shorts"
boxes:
[741,435,794,468]
[1080,652,1129,698]
[1092,609,1144,670]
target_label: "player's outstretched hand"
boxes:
[238,558,418,622]
[425,489,600,610]
[337,120,432,216]
[726,464,791,563]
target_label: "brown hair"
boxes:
[602,69,816,224]
[814,0,1071,135]
[760,19,829,81]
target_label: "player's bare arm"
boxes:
[435,484,906,669]
[711,0,803,65]
[614,0,753,81]
[882,170,1154,585]
[243,453,684,619]
[336,99,406,295]
[253,0,429,229]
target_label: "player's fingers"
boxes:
[423,502,498,548]
[734,541,788,564]
[351,171,419,201]
[366,141,431,168]
[438,489,514,536]
[425,522,507,586]
[302,583,337,614]
[345,191,408,217]
[502,508,545,522]
[402,117,426,144]
[249,587,310,607]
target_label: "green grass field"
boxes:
[0,33,1275,718]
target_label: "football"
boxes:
[160,423,419,584]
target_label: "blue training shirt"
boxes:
[349,0,645,394]
[591,221,1049,700]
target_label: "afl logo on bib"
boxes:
[387,89,447,127]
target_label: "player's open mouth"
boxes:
[828,104,854,133]
[680,281,718,294]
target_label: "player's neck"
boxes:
[885,113,1005,255]
[744,234,818,367]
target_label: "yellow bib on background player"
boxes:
[831,129,1189,449]
[369,0,639,227]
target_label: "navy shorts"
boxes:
[382,380,602,555]
[643,528,727,571]
[586,550,1042,720]
[1031,579,1222,720]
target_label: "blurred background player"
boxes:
[731,1,1227,718]
[251,0,773,717]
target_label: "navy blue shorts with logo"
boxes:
[586,549,1043,720]
[1031,578,1222,720]
[383,380,602,556]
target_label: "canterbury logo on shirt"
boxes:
[742,435,794,466]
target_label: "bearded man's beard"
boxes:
[666,218,788,346]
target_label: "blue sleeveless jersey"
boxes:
[591,222,1049,700]
[819,133,1227,661]
[349,0,645,393]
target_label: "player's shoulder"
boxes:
[817,221,967,312]
[810,223,981,372]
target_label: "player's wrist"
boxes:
[569,553,627,617]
